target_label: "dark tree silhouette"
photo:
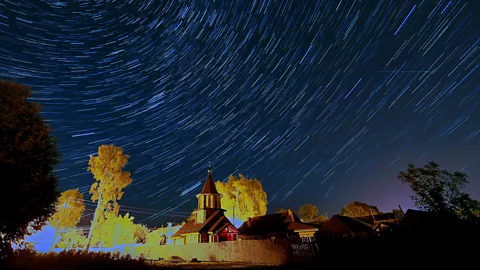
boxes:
[0,80,60,254]
[474,201,480,217]
[398,161,476,220]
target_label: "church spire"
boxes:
[196,167,223,218]
[200,166,218,194]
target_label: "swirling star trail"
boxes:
[1,0,479,225]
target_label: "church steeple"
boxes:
[195,167,223,223]
[200,167,219,194]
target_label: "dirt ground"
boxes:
[151,261,276,269]
[148,260,343,269]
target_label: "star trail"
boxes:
[1,0,479,225]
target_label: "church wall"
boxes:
[200,232,209,243]
[127,239,293,265]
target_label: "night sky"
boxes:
[1,0,479,226]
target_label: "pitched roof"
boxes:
[373,222,399,230]
[171,210,237,238]
[200,168,219,194]
[358,212,400,224]
[171,210,221,237]
[318,215,373,234]
[287,221,319,231]
[238,209,318,236]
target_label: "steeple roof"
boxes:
[200,167,219,194]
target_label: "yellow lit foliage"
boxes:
[57,228,86,249]
[299,204,319,221]
[94,213,147,247]
[339,201,382,218]
[145,225,179,246]
[49,189,85,228]
[134,224,148,244]
[215,174,267,224]
[88,144,132,214]
[145,230,164,246]
[87,144,132,246]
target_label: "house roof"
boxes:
[200,168,219,194]
[373,222,399,230]
[358,212,399,224]
[171,210,238,238]
[318,215,374,234]
[238,209,318,236]
[287,221,320,231]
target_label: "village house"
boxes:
[316,215,374,238]
[171,168,239,245]
[237,209,319,240]
[358,211,403,233]
[359,212,402,225]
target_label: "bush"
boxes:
[1,249,156,270]
[167,255,184,263]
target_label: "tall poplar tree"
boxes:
[85,144,132,249]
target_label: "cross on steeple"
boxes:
[200,164,218,194]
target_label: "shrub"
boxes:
[167,255,184,263]
[1,249,155,270]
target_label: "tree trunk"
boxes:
[86,194,103,251]
[113,223,120,247]
[49,225,60,252]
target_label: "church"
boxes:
[171,168,239,245]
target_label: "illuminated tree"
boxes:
[57,228,86,249]
[146,224,178,246]
[86,144,132,249]
[215,174,267,226]
[398,162,477,220]
[276,208,288,213]
[95,213,138,247]
[299,204,319,221]
[48,189,85,251]
[318,215,328,221]
[0,80,60,254]
[339,201,381,217]
[134,224,149,244]
[49,189,85,228]
[146,230,164,246]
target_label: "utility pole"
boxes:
[49,199,70,252]
[113,223,120,247]
[86,193,103,251]
[233,201,236,227]
[370,208,376,222]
